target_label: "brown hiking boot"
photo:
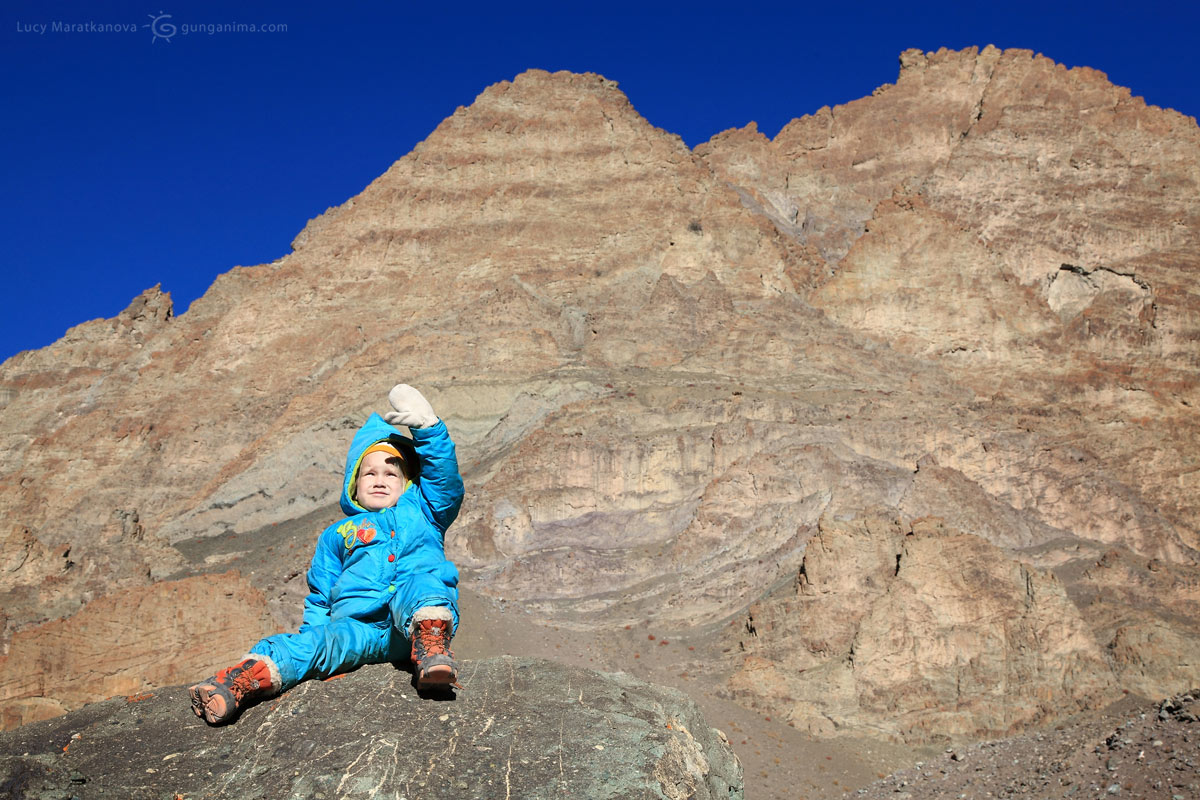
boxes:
[188,657,275,725]
[411,618,459,690]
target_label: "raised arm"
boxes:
[385,384,464,532]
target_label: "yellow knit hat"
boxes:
[362,442,404,463]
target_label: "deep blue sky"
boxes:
[4,0,1198,364]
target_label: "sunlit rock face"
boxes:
[1,48,1198,740]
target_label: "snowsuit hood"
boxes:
[340,413,418,516]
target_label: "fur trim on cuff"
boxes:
[410,605,454,634]
[247,652,282,693]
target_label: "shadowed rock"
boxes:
[0,656,742,800]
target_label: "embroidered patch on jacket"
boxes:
[336,520,378,551]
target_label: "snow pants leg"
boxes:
[387,564,461,637]
[250,565,459,692]
[249,617,395,692]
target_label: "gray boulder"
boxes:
[0,656,742,799]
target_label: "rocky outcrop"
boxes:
[0,657,743,800]
[728,516,1121,743]
[0,572,278,730]
[1,48,1198,746]
[700,46,1200,562]
[1062,547,1200,700]
[0,525,76,649]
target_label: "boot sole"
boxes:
[188,683,234,725]
[416,663,457,690]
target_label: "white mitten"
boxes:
[385,384,439,429]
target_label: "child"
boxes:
[188,384,464,725]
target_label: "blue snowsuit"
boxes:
[249,413,463,691]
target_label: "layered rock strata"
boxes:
[730,516,1120,742]
[0,572,278,729]
[0,49,1197,741]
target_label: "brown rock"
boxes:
[1109,621,1200,699]
[0,525,69,588]
[1060,546,1200,699]
[731,516,1120,743]
[0,51,1198,748]
[0,571,278,730]
[702,46,1200,563]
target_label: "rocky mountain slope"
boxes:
[1,43,1198,766]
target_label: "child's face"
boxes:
[355,451,405,511]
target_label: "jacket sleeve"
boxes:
[300,527,345,631]
[409,420,465,533]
